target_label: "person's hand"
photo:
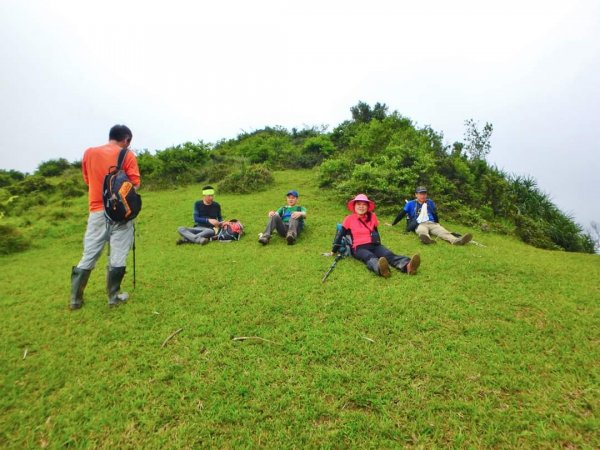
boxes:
[291,211,304,219]
[208,218,220,227]
[268,211,276,217]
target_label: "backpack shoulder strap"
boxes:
[116,148,129,170]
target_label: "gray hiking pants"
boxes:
[261,215,302,239]
[77,211,134,270]
[177,226,216,243]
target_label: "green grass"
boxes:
[1,170,599,448]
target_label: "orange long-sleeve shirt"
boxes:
[82,143,141,212]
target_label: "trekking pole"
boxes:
[132,222,136,289]
[469,240,486,247]
[321,253,343,283]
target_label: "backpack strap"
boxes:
[116,148,129,170]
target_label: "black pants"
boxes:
[354,244,410,272]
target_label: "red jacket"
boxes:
[342,212,379,250]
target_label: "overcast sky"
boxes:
[1,0,599,227]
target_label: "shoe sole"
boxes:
[419,234,435,244]
[460,233,473,245]
[378,257,391,278]
[407,254,421,275]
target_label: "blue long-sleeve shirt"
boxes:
[392,199,438,225]
[193,200,223,226]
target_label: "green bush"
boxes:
[0,223,30,255]
[36,158,71,177]
[514,215,560,251]
[8,175,54,196]
[57,178,86,198]
[299,135,336,167]
[219,164,274,194]
[0,169,25,188]
[318,158,354,188]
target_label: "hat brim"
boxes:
[347,199,375,212]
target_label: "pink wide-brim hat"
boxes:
[347,193,375,212]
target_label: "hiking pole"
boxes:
[469,240,486,247]
[132,222,136,289]
[322,253,343,283]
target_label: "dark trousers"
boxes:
[354,244,410,272]
[262,215,302,238]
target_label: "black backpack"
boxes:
[103,148,142,223]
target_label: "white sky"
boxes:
[1,0,599,227]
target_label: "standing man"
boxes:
[258,190,307,245]
[70,124,141,310]
[176,185,223,245]
[390,186,472,245]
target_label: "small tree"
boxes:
[36,158,71,177]
[464,119,493,161]
[589,221,600,253]
[350,101,388,123]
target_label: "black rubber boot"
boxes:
[70,266,92,310]
[107,266,128,308]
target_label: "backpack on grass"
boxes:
[103,148,142,223]
[332,223,352,256]
[216,219,244,241]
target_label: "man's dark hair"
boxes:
[109,124,133,143]
[202,185,214,190]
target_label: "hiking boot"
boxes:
[286,234,296,245]
[378,257,391,278]
[258,234,270,245]
[176,239,190,245]
[419,234,435,244]
[453,233,473,245]
[198,237,209,245]
[406,254,421,275]
[70,266,91,310]
[107,266,127,308]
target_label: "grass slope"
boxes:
[1,170,599,448]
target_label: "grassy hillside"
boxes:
[1,170,598,448]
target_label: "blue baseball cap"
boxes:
[286,190,299,197]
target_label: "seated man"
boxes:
[258,190,307,245]
[390,186,472,245]
[177,185,223,245]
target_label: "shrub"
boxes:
[299,136,336,167]
[514,215,560,251]
[0,223,30,255]
[36,158,71,177]
[219,164,274,194]
[318,158,354,188]
[57,178,86,198]
[0,170,25,188]
[8,175,54,196]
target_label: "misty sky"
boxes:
[1,0,599,227]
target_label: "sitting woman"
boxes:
[332,194,420,278]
